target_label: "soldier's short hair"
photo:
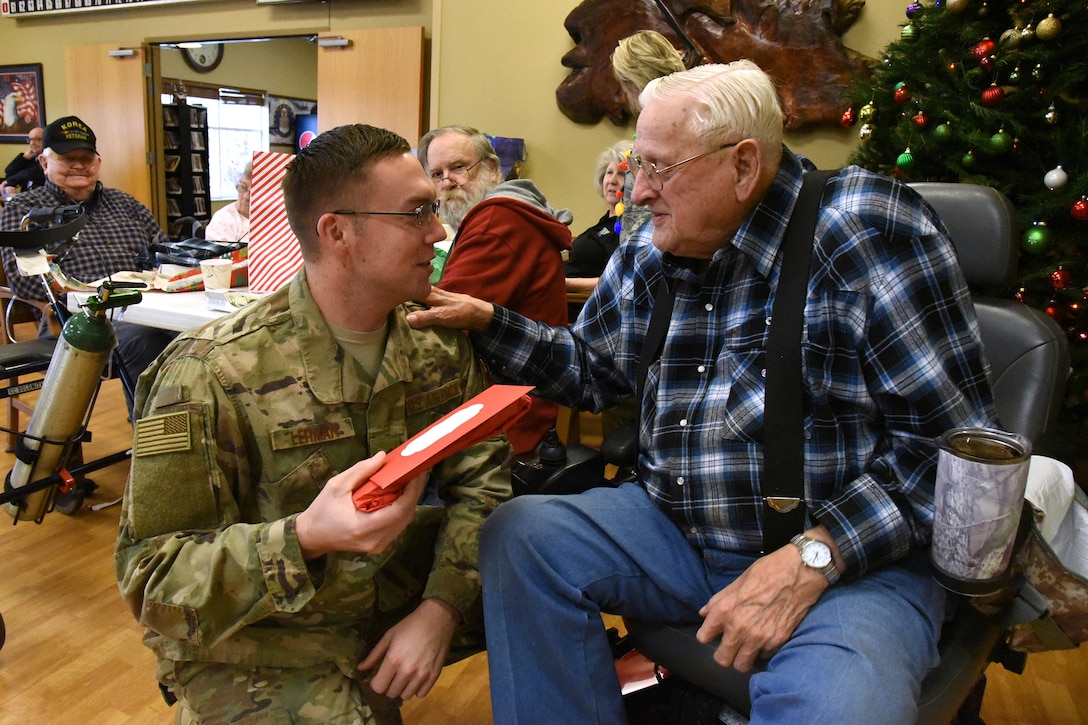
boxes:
[282,124,410,257]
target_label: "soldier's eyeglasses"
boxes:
[329,200,441,228]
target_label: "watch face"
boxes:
[802,540,832,568]
[182,44,224,74]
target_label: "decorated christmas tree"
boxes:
[845,0,1088,420]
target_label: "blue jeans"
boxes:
[481,483,947,725]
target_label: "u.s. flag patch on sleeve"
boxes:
[134,411,192,457]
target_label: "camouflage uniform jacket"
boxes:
[115,269,511,674]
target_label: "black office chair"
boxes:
[623,182,1071,724]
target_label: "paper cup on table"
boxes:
[200,258,233,290]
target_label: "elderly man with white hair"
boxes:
[408,60,996,724]
[0,115,176,398]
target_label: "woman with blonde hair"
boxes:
[611,30,686,242]
[611,30,686,115]
[565,139,633,304]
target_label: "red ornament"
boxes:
[981,85,1005,107]
[971,38,996,62]
[911,111,928,129]
[1072,197,1088,221]
[841,107,857,127]
[619,160,629,172]
[1015,288,1027,303]
[1046,303,1063,321]
[894,85,912,104]
[1051,267,1072,290]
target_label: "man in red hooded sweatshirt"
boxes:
[419,126,573,456]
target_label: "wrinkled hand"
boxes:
[696,545,828,672]
[358,598,460,700]
[404,287,494,332]
[295,452,429,560]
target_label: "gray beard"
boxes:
[439,196,474,229]
[439,181,492,229]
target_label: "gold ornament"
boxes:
[1036,14,1062,41]
[1000,27,1022,48]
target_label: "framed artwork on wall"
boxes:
[0,63,45,142]
[268,95,317,147]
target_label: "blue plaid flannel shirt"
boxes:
[1,180,168,301]
[473,150,996,581]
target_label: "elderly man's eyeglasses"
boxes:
[329,200,441,228]
[236,182,251,195]
[429,159,482,185]
[629,142,740,191]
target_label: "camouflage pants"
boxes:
[161,509,480,724]
[163,660,378,725]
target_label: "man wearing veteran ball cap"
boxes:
[0,115,177,397]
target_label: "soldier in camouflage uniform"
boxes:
[115,124,512,724]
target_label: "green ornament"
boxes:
[1022,222,1052,253]
[989,130,1012,153]
[896,149,916,172]
[933,123,953,142]
[901,24,918,42]
[961,150,976,168]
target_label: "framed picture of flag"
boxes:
[0,64,45,142]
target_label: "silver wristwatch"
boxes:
[790,534,841,585]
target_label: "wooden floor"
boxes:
[0,370,1086,723]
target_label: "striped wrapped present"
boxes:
[248,151,303,293]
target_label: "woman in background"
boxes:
[610,30,686,244]
[565,139,632,308]
[205,160,251,242]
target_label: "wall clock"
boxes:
[181,44,224,74]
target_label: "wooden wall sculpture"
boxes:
[558,0,871,131]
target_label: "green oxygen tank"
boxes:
[3,288,139,523]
